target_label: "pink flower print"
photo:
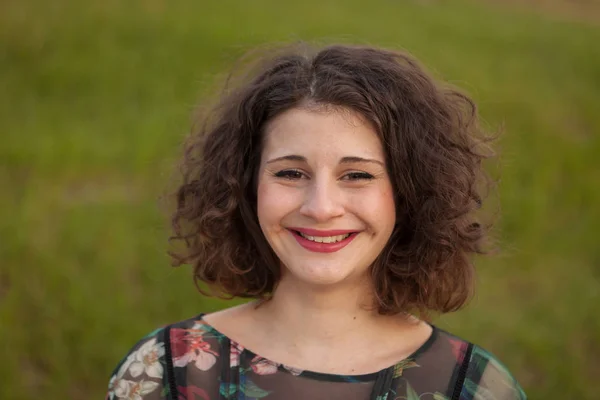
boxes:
[250,356,279,375]
[171,328,219,371]
[178,385,210,400]
[171,328,192,359]
[448,338,468,364]
[230,341,244,368]
[113,379,160,400]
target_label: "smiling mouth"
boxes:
[289,229,360,253]
[287,229,359,253]
[294,231,352,243]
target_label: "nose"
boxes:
[299,176,345,223]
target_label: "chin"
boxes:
[285,262,364,287]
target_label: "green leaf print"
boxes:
[406,383,420,400]
[375,394,388,400]
[433,393,449,400]
[160,385,170,397]
[470,346,492,377]
[219,383,238,397]
[143,327,163,340]
[393,359,419,377]
[241,380,271,398]
[463,378,495,400]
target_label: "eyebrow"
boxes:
[266,155,385,166]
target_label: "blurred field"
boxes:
[1,0,599,398]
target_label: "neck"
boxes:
[252,274,401,349]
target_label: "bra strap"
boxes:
[369,364,395,400]
[163,323,178,400]
[451,342,474,400]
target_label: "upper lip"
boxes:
[288,227,359,236]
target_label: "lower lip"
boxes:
[289,230,358,253]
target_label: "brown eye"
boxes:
[274,169,304,180]
[343,172,374,181]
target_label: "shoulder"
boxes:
[168,314,226,371]
[107,325,170,400]
[460,344,527,400]
[428,328,526,399]
[107,314,223,400]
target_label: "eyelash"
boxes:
[274,169,374,181]
[274,169,304,180]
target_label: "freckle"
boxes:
[353,316,356,320]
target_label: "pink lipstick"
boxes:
[288,227,358,253]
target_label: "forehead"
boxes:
[261,107,384,160]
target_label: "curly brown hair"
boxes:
[171,43,494,315]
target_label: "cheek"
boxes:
[352,185,396,231]
[256,182,296,230]
[381,186,397,221]
[256,182,273,227]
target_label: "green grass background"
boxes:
[1,0,599,398]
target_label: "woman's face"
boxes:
[256,106,396,287]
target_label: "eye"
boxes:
[274,169,305,180]
[342,172,374,181]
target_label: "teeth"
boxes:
[298,232,351,243]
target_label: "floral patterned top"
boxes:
[107,314,526,400]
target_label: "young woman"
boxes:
[107,44,526,400]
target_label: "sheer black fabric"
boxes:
[107,314,526,400]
